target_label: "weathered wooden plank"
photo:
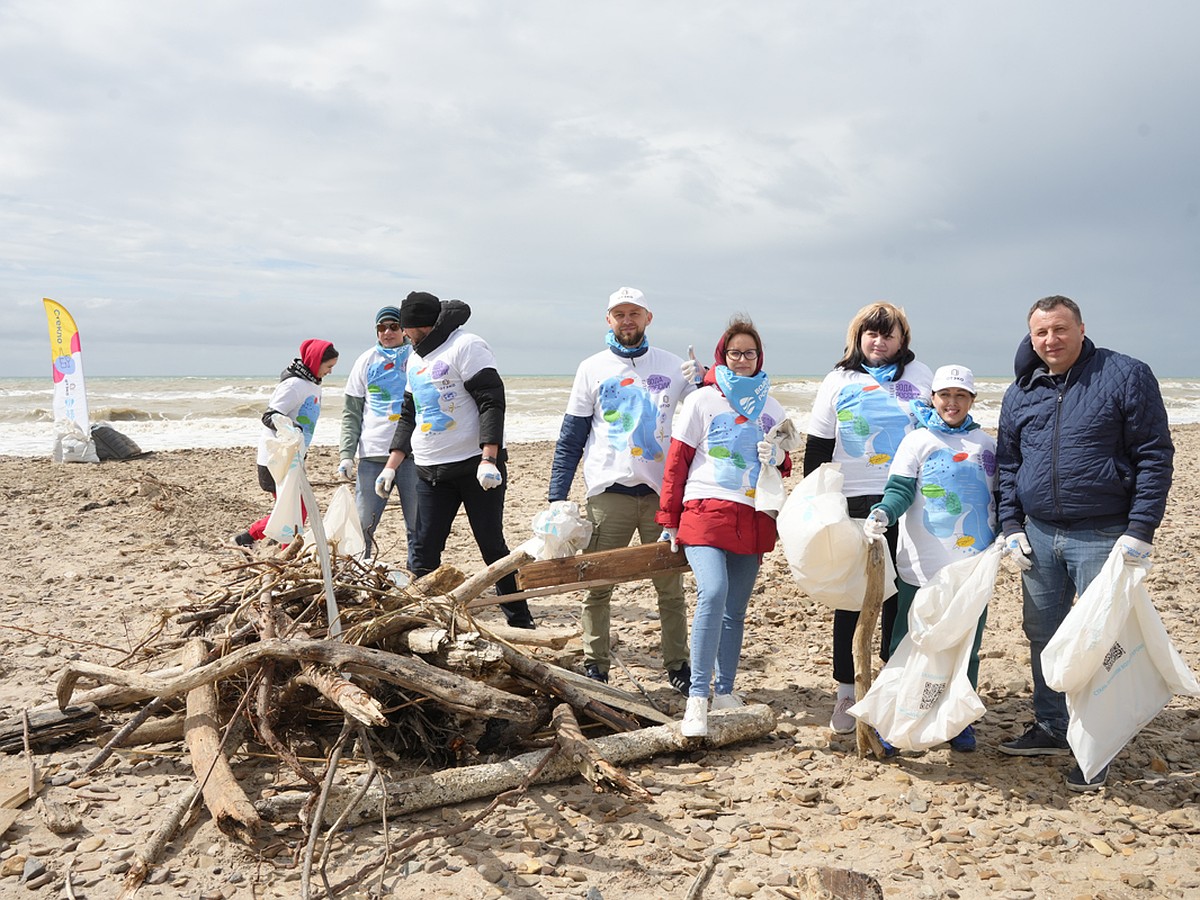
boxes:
[514,542,689,591]
[0,704,100,754]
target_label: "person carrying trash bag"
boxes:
[996,295,1174,792]
[233,339,338,548]
[857,364,997,754]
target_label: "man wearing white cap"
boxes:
[864,364,997,753]
[548,287,695,693]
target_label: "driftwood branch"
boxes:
[855,540,888,760]
[182,639,263,845]
[258,703,776,827]
[551,704,652,801]
[447,548,533,606]
[292,666,388,727]
[497,643,642,733]
[59,637,538,725]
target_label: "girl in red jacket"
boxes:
[657,318,792,737]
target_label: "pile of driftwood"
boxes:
[39,537,774,898]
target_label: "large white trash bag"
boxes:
[520,501,594,561]
[1041,548,1200,780]
[850,544,1001,750]
[263,415,306,544]
[322,485,366,558]
[52,419,100,464]
[776,463,895,610]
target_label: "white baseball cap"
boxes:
[931,364,976,395]
[607,286,649,313]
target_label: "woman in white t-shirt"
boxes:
[803,302,933,734]
[863,365,996,753]
[657,317,793,738]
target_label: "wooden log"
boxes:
[854,540,888,760]
[0,704,100,754]
[447,548,533,606]
[507,541,690,594]
[291,666,388,727]
[257,703,776,827]
[181,639,263,845]
[550,705,652,801]
[58,638,539,726]
[497,644,641,733]
[479,622,578,650]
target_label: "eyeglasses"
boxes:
[725,349,759,361]
[376,322,402,333]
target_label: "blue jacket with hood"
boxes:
[996,334,1173,543]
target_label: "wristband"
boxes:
[481,455,498,464]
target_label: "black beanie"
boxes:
[400,291,441,327]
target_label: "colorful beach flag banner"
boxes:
[43,298,98,463]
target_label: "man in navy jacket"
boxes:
[996,295,1173,791]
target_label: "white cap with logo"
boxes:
[931,365,976,395]
[607,286,649,313]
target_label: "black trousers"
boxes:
[831,494,899,684]
[411,456,533,627]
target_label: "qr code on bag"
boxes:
[1101,641,1126,673]
[920,680,946,710]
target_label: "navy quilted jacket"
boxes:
[996,335,1173,542]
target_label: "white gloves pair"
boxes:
[336,458,355,481]
[1003,531,1153,571]
[374,468,395,499]
[659,527,679,552]
[680,345,706,385]
[862,508,889,540]
[756,440,781,466]
[477,460,503,490]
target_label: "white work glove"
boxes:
[336,458,355,481]
[1004,532,1033,571]
[659,527,679,552]
[374,468,395,499]
[1118,535,1153,568]
[477,460,503,490]
[863,508,889,540]
[681,345,706,385]
[756,440,780,466]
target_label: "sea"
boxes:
[2,374,1199,458]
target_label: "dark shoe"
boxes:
[949,724,977,753]
[874,729,897,758]
[506,617,536,630]
[232,531,255,548]
[1066,763,1108,792]
[583,663,609,684]
[667,663,692,696]
[998,723,1070,757]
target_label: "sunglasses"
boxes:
[376,322,402,333]
[725,349,759,361]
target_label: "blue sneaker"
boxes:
[874,730,897,758]
[948,724,976,752]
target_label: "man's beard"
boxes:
[615,327,646,348]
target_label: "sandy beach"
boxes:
[1,430,1199,899]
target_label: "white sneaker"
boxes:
[711,692,744,710]
[680,697,709,737]
[830,695,856,734]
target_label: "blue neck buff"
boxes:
[715,366,770,421]
[863,362,898,385]
[606,330,649,358]
[912,400,977,434]
[376,342,403,362]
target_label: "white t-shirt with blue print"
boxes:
[344,344,411,458]
[407,330,499,466]
[807,362,934,497]
[256,376,322,466]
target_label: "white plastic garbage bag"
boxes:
[264,415,306,544]
[754,418,803,517]
[519,501,594,561]
[1041,547,1200,780]
[776,464,895,610]
[52,419,99,464]
[849,544,1001,750]
[322,484,366,558]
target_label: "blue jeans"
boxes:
[684,545,761,697]
[1023,516,1123,738]
[356,456,419,569]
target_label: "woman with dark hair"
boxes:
[803,302,933,734]
[657,317,793,737]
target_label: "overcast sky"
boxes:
[2,1,1197,379]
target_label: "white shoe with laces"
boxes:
[680,697,709,737]
[830,695,856,734]
[712,692,745,710]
